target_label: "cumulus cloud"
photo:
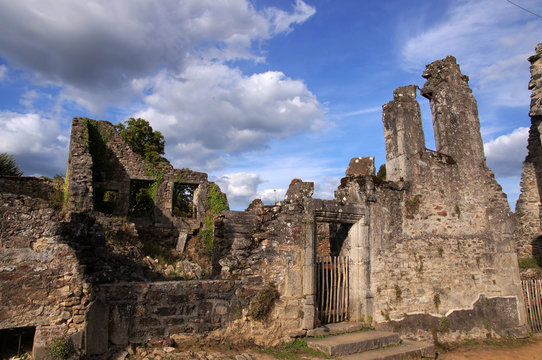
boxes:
[0,0,316,113]
[0,111,69,176]
[484,127,529,178]
[214,172,265,209]
[133,63,324,170]
[0,1,322,177]
[402,0,542,107]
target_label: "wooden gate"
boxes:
[316,255,349,324]
[522,279,542,332]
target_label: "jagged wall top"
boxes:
[422,55,485,167]
[529,44,542,117]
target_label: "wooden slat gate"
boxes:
[316,255,349,324]
[522,279,542,332]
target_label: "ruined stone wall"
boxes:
[213,197,309,343]
[365,56,526,340]
[383,85,425,183]
[92,281,239,347]
[0,191,92,356]
[0,176,62,207]
[516,43,542,260]
[65,117,94,212]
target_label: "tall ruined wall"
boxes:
[65,117,94,212]
[383,85,425,183]
[366,56,525,341]
[516,43,542,260]
[422,56,485,168]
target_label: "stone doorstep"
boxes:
[338,340,436,360]
[306,322,366,337]
[306,331,401,356]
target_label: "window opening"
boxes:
[128,179,154,217]
[172,183,198,218]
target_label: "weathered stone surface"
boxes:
[284,180,314,203]
[345,157,375,177]
[382,84,425,183]
[516,43,542,262]
[422,56,485,166]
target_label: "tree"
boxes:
[0,152,23,176]
[114,118,167,167]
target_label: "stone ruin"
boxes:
[516,44,542,264]
[2,44,542,358]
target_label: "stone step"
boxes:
[306,322,366,337]
[339,340,436,360]
[306,331,401,356]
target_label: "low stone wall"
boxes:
[0,176,61,204]
[92,280,240,349]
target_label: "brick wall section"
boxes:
[94,281,238,345]
[516,43,542,259]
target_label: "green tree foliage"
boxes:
[0,152,23,176]
[115,118,167,167]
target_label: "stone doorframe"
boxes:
[301,202,369,329]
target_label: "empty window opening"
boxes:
[94,187,119,215]
[172,183,198,218]
[0,327,35,358]
[128,180,154,217]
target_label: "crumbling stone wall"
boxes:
[65,117,94,212]
[516,43,542,261]
[213,198,308,344]
[0,187,92,358]
[92,281,239,347]
[359,56,526,341]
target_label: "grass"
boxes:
[260,339,332,359]
[519,257,542,269]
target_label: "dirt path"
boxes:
[439,336,542,360]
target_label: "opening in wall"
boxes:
[128,179,154,217]
[172,183,198,218]
[94,187,119,214]
[0,327,36,358]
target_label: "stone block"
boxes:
[345,157,375,176]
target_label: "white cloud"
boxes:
[0,64,6,81]
[258,188,286,205]
[133,63,324,171]
[402,0,542,107]
[20,90,39,108]
[266,0,316,34]
[484,127,529,178]
[214,172,265,209]
[0,0,316,113]
[0,112,69,176]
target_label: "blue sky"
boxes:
[0,0,541,210]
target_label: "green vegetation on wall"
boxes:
[84,118,114,182]
[249,283,280,321]
[208,182,228,215]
